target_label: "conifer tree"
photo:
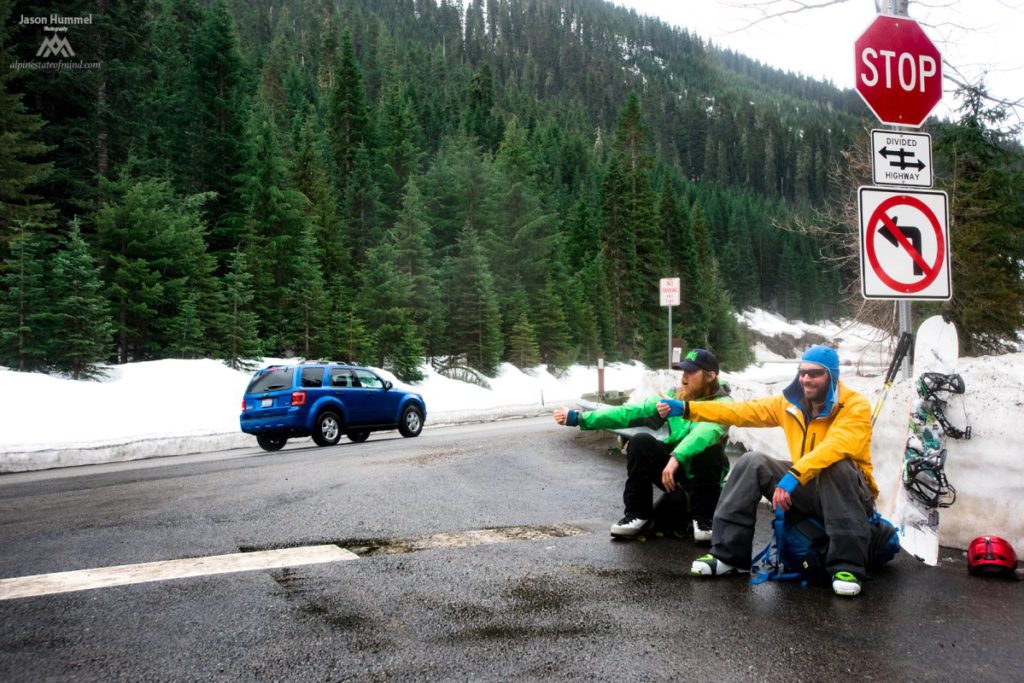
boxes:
[444,223,503,375]
[282,223,329,359]
[933,86,1024,353]
[49,221,113,380]
[508,312,541,369]
[238,98,309,341]
[393,178,444,357]
[0,0,53,249]
[328,33,373,189]
[323,277,374,366]
[358,235,425,380]
[533,279,574,369]
[0,224,51,371]
[222,249,262,371]
[292,107,344,275]
[167,291,206,359]
[190,0,249,259]
[600,93,659,357]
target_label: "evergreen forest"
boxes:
[2,0,1021,380]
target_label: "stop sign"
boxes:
[855,15,942,127]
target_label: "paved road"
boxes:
[1,418,1021,681]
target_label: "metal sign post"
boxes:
[659,278,680,369]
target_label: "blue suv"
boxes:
[240,363,427,451]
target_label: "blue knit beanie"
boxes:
[783,345,840,417]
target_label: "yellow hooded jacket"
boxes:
[684,381,878,499]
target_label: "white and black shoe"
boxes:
[690,554,748,577]
[610,516,651,538]
[692,518,713,545]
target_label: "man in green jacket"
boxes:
[554,349,732,540]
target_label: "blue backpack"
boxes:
[750,508,900,586]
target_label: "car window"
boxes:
[353,369,383,389]
[247,367,294,393]
[329,368,355,387]
[301,367,325,388]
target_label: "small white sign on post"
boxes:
[659,278,680,307]
[871,129,933,188]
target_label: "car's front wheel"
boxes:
[398,406,424,438]
[256,433,288,452]
[312,410,342,447]
[346,430,370,443]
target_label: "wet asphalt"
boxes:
[0,417,1021,681]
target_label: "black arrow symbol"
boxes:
[879,146,926,172]
[879,216,924,276]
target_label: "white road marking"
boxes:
[0,545,358,601]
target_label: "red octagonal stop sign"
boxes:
[855,15,942,127]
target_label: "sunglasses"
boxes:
[798,367,827,378]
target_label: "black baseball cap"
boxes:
[673,348,719,374]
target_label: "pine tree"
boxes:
[49,221,113,380]
[0,0,53,249]
[282,223,329,359]
[393,178,443,357]
[238,98,309,343]
[222,249,262,371]
[190,0,249,259]
[933,85,1024,354]
[292,107,344,275]
[358,233,424,380]
[167,290,205,359]
[444,223,503,375]
[328,32,373,190]
[0,224,51,371]
[323,277,373,365]
[507,312,541,368]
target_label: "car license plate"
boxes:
[261,398,273,407]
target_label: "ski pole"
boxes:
[872,331,913,426]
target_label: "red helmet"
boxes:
[967,536,1018,576]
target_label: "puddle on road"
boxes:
[240,523,590,558]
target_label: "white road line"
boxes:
[0,545,358,601]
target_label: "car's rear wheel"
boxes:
[346,430,370,443]
[398,406,423,438]
[256,433,287,452]
[312,410,342,447]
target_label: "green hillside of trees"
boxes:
[1,0,1020,379]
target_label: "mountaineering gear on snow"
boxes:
[902,371,970,509]
[610,516,651,537]
[684,376,878,499]
[690,554,746,576]
[832,571,861,597]
[967,536,1018,577]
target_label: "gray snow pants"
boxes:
[710,451,875,577]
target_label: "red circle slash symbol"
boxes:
[865,194,944,293]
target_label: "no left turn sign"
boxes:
[859,186,951,300]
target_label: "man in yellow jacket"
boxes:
[657,345,876,597]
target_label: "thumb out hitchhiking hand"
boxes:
[657,392,686,418]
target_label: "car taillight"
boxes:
[291,391,306,406]
[241,399,246,413]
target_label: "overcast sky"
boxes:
[612,0,1024,127]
